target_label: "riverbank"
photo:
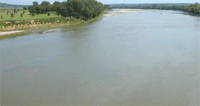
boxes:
[0,30,24,36]
[0,11,105,39]
[103,9,150,17]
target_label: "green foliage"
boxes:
[104,5,113,10]
[13,8,17,14]
[56,0,104,20]
[20,13,23,18]
[23,7,28,10]
[33,1,38,6]
[32,12,35,17]
[41,1,50,5]
[28,0,105,21]
[29,5,57,14]
[29,6,36,13]
[11,13,14,18]
[111,2,200,15]
[53,1,61,5]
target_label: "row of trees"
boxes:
[56,0,104,20]
[111,3,200,15]
[104,5,113,10]
[28,0,112,20]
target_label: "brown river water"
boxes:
[1,9,200,105]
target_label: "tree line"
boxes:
[110,3,200,15]
[28,0,112,20]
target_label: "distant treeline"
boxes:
[28,0,112,20]
[0,3,30,8]
[109,3,200,15]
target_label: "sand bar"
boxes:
[104,9,157,17]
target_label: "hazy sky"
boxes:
[0,0,198,5]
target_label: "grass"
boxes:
[0,8,15,12]
[0,13,61,21]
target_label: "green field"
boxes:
[0,13,61,21]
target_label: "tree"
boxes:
[20,13,23,18]
[40,5,46,14]
[33,1,38,6]
[32,12,35,17]
[56,0,104,20]
[29,6,36,13]
[23,7,28,10]
[51,5,57,11]
[53,1,61,5]
[45,5,51,12]
[1,15,3,19]
[14,8,17,14]
[41,1,50,5]
[11,13,14,18]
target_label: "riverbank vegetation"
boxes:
[110,3,200,15]
[0,0,113,32]
[28,0,105,21]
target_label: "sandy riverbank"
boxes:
[103,9,157,17]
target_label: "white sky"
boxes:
[0,0,198,5]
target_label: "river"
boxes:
[1,9,200,105]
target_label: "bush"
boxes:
[11,13,14,18]
[32,13,35,17]
[1,15,3,19]
[23,7,28,10]
[20,13,23,18]
[57,13,60,16]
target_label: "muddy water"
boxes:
[1,9,200,105]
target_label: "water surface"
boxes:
[1,9,200,105]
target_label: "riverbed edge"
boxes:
[0,11,105,40]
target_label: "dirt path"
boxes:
[0,30,24,36]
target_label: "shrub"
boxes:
[11,13,14,18]
[14,8,17,14]
[1,15,3,19]
[32,13,35,17]
[23,7,28,10]
[20,13,23,18]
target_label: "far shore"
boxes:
[103,9,157,17]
